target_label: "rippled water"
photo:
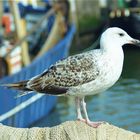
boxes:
[32,48,140,133]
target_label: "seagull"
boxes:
[3,27,140,128]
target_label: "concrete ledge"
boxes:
[0,121,139,140]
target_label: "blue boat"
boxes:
[0,25,75,127]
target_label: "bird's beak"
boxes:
[130,39,140,46]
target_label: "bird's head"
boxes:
[100,27,140,51]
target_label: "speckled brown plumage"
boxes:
[27,51,100,94]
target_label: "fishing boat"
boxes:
[0,0,76,127]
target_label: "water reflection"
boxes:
[32,49,140,133]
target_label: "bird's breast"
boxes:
[98,50,124,87]
[68,50,124,96]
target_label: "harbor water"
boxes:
[32,47,140,133]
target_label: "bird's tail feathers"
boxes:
[1,80,31,91]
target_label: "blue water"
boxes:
[32,48,140,133]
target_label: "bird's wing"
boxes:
[27,52,100,94]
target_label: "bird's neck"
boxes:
[100,42,124,64]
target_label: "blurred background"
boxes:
[0,0,140,133]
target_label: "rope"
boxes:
[0,121,139,140]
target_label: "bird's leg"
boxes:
[75,97,85,122]
[81,97,104,128]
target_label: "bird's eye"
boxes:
[118,33,124,37]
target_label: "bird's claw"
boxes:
[86,121,106,128]
[77,118,105,128]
